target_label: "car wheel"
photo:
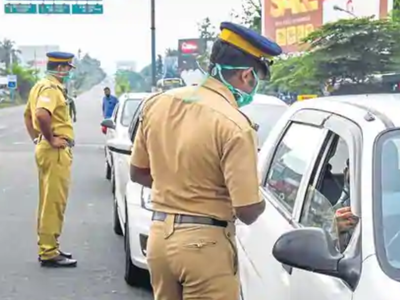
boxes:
[105,161,112,180]
[124,215,147,287]
[113,197,123,236]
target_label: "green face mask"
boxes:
[211,63,259,107]
[46,70,73,84]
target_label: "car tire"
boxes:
[105,161,112,180]
[124,215,147,287]
[113,197,123,236]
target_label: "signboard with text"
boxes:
[262,0,391,53]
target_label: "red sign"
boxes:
[180,41,199,54]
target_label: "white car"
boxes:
[238,94,400,300]
[106,96,154,287]
[106,93,288,287]
[102,93,151,188]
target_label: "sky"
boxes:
[0,0,244,73]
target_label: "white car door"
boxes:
[108,100,145,226]
[238,118,329,300]
[288,114,362,300]
[105,103,120,167]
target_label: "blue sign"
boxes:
[72,4,103,14]
[7,75,17,89]
[38,4,70,14]
[4,3,37,14]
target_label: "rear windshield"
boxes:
[240,103,287,146]
[121,99,142,126]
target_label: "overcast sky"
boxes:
[0,0,243,72]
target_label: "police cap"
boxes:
[46,51,75,68]
[217,22,282,79]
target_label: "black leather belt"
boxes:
[152,212,228,228]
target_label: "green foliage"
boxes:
[72,53,106,93]
[0,39,21,70]
[114,67,152,96]
[198,17,217,40]
[231,0,262,32]
[165,48,179,56]
[156,54,164,79]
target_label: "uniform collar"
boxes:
[202,76,238,108]
[46,75,64,88]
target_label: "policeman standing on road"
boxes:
[23,51,77,268]
[129,22,282,299]
[65,89,77,122]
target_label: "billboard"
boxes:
[262,0,390,53]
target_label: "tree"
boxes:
[156,54,164,80]
[165,48,179,57]
[303,17,400,86]
[8,64,39,100]
[198,17,217,40]
[72,53,106,93]
[0,39,20,70]
[392,0,400,22]
[231,0,262,32]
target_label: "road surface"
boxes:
[0,83,153,300]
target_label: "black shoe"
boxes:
[40,255,77,268]
[38,250,72,262]
[59,250,73,259]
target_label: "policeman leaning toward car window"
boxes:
[23,51,77,268]
[129,22,282,300]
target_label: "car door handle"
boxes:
[282,264,292,275]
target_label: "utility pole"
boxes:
[151,0,156,89]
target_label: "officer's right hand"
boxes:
[335,206,358,232]
[50,136,68,149]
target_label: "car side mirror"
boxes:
[101,119,116,130]
[273,228,344,278]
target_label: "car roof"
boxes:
[119,92,154,103]
[253,94,288,106]
[296,93,400,126]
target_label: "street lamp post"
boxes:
[333,5,357,17]
[150,0,157,89]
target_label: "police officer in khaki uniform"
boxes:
[129,22,282,299]
[23,52,77,268]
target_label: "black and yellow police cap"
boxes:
[219,22,282,68]
[46,51,75,68]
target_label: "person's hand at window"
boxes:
[335,206,358,233]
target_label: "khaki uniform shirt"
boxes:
[130,77,261,222]
[24,75,74,140]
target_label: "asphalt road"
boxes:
[0,83,153,300]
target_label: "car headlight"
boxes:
[141,187,153,211]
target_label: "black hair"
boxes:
[208,39,269,80]
[104,87,110,91]
[47,62,60,71]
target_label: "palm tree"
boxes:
[165,48,179,57]
[0,39,21,70]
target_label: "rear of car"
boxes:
[240,94,288,149]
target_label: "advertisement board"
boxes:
[262,0,391,53]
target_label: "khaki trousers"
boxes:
[35,141,72,259]
[147,214,240,300]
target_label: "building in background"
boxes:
[262,0,393,54]
[18,45,60,76]
[116,60,137,72]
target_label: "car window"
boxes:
[240,103,287,147]
[128,100,146,142]
[112,103,120,122]
[264,122,325,213]
[300,134,352,253]
[374,130,400,279]
[121,99,142,126]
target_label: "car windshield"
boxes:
[240,103,287,147]
[121,99,142,126]
[374,130,400,280]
